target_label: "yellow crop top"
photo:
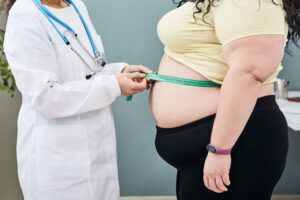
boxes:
[157,0,289,84]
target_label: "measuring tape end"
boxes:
[126,96,133,101]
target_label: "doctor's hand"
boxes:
[121,65,153,74]
[116,72,148,96]
[122,65,154,88]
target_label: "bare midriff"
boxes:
[149,54,275,128]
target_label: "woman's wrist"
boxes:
[207,144,232,155]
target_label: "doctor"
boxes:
[3,0,152,199]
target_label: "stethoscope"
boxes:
[33,0,107,79]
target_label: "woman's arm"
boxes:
[203,34,286,193]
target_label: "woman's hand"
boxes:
[116,72,148,96]
[203,152,231,193]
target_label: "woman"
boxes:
[2,0,152,199]
[150,0,299,199]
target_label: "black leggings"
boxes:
[155,95,289,200]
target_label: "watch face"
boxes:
[207,145,216,153]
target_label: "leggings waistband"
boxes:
[156,95,278,134]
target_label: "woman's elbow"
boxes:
[227,64,279,85]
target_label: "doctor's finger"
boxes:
[132,80,148,90]
[129,72,146,79]
[136,65,153,74]
[133,78,142,83]
[142,78,151,89]
[142,78,147,86]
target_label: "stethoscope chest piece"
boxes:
[63,30,106,79]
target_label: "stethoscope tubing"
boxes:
[33,0,69,44]
[65,0,97,52]
[33,0,75,42]
[33,0,106,79]
[64,30,96,73]
[33,0,96,51]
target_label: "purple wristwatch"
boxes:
[206,144,232,155]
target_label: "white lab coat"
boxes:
[4,0,126,199]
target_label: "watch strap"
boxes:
[207,144,232,155]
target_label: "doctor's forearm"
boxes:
[32,74,121,119]
[210,70,263,149]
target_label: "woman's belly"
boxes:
[149,54,275,128]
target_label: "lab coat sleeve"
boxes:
[104,62,127,74]
[77,0,128,75]
[4,12,121,119]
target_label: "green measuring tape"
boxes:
[126,72,221,101]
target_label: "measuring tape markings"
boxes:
[126,72,221,101]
